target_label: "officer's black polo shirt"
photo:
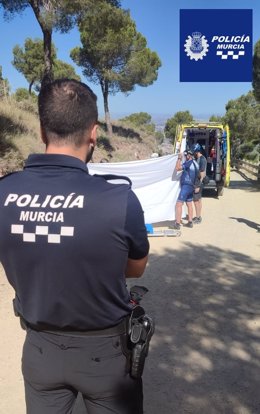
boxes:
[0,154,149,330]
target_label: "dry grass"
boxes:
[0,99,161,173]
[0,98,43,173]
[95,119,159,162]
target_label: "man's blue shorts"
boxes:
[177,184,194,202]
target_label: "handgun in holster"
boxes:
[128,286,155,379]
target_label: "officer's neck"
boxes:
[45,143,88,163]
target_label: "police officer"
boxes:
[0,79,149,414]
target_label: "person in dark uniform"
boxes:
[0,79,149,414]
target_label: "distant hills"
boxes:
[108,112,221,128]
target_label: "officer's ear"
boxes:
[89,123,98,147]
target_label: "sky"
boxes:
[1,0,260,122]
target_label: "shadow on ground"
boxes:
[230,169,260,192]
[98,121,141,141]
[201,171,260,198]
[0,114,23,156]
[229,217,260,232]
[73,243,260,414]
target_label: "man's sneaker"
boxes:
[193,216,202,224]
[185,221,193,228]
[170,222,181,230]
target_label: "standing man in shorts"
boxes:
[192,143,207,224]
[172,150,199,230]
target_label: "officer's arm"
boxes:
[124,191,149,279]
[199,157,207,180]
[125,255,149,278]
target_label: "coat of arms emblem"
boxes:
[184,32,209,61]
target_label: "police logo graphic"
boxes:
[180,9,252,82]
[184,32,209,61]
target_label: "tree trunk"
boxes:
[29,80,34,94]
[29,1,53,87]
[42,28,53,86]
[102,81,113,138]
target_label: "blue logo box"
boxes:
[180,9,253,82]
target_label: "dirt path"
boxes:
[0,171,259,414]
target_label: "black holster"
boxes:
[128,305,155,379]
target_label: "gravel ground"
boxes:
[0,170,259,414]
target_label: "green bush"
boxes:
[12,89,38,115]
[14,88,32,102]
[236,142,254,158]
[244,144,260,163]
[120,112,152,127]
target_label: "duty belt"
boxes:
[20,317,128,338]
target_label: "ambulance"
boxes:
[174,122,230,196]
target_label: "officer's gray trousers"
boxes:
[22,329,143,414]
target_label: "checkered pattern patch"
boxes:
[11,224,74,243]
[216,50,245,60]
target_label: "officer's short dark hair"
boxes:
[38,78,98,147]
